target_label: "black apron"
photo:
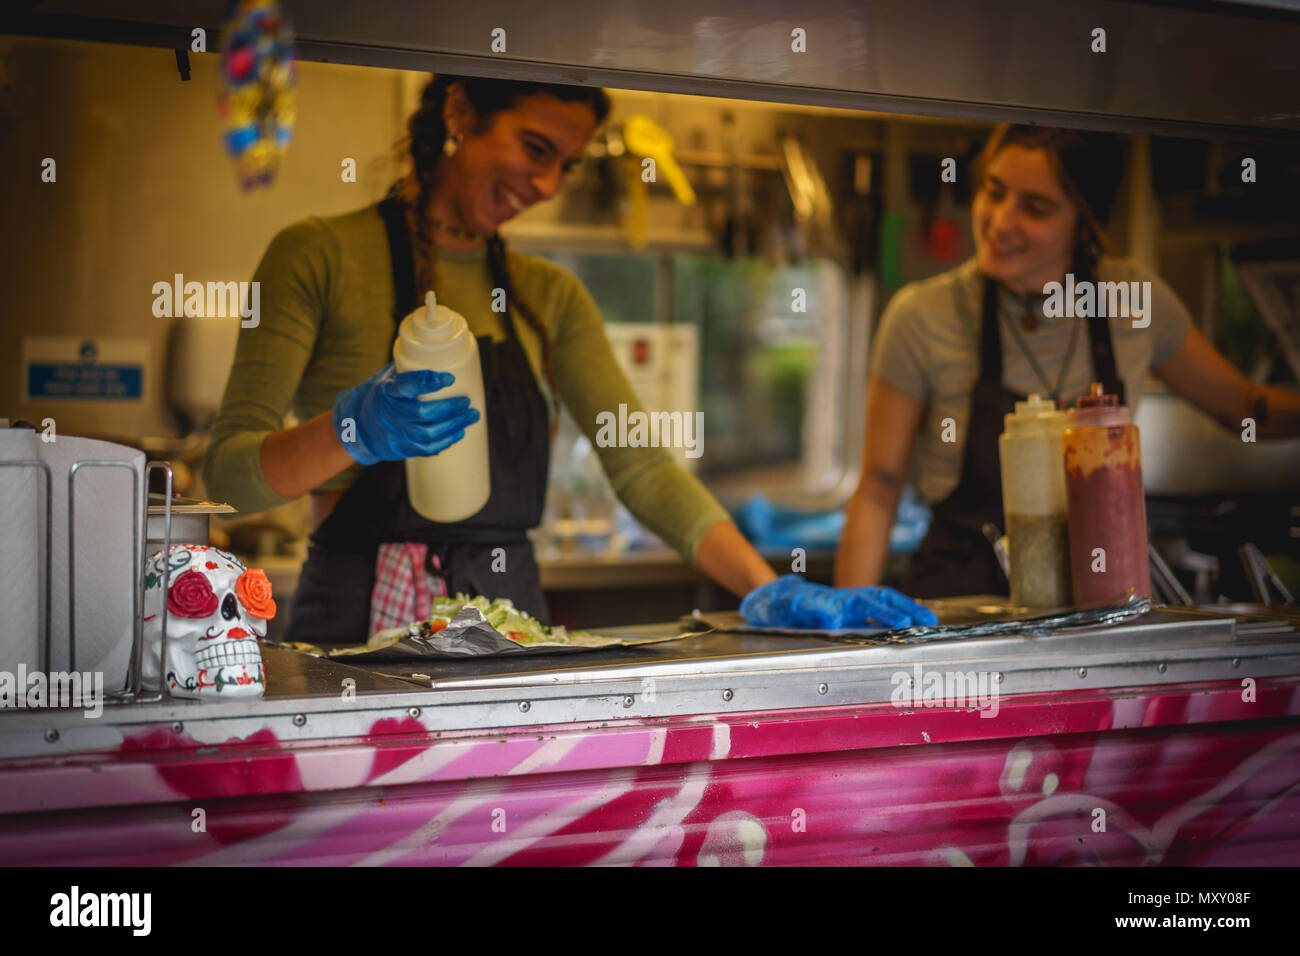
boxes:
[286,198,552,643]
[900,274,1124,598]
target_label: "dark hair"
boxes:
[975,124,1127,282]
[393,75,611,408]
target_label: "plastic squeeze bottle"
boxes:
[392,291,490,522]
[1062,382,1151,605]
[999,393,1072,609]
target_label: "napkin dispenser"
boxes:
[0,427,145,689]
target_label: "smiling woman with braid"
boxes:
[203,75,796,643]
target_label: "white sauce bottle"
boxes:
[392,291,490,522]
[999,393,1072,608]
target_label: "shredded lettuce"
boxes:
[426,594,589,645]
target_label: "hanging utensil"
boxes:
[622,114,697,206]
[621,154,649,250]
[1239,543,1295,606]
[779,136,833,230]
[1148,541,1194,606]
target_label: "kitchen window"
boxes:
[531,249,860,553]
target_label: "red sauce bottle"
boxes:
[1062,382,1151,605]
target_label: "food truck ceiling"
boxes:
[10,0,1300,142]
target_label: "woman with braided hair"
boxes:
[206,75,936,642]
[836,123,1300,598]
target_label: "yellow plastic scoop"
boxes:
[623,114,696,206]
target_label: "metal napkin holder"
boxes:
[1,456,175,705]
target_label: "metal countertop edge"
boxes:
[1,635,1297,744]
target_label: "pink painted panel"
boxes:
[1,678,1298,865]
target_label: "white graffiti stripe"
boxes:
[710,722,731,760]
[1238,778,1300,835]
[296,748,373,792]
[1148,729,1300,858]
[355,779,505,866]
[464,767,640,867]
[367,737,482,788]
[939,846,975,866]
[1109,697,1149,730]
[1006,795,1155,867]
[1006,729,1300,866]
[1001,741,1036,792]
[183,801,375,866]
[645,727,667,766]
[638,822,688,867]
[507,735,584,775]
[592,762,712,866]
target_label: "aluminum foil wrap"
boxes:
[273,605,703,661]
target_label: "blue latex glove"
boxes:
[332,362,480,467]
[740,574,938,630]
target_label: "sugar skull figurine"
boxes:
[143,545,275,699]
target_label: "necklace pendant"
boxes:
[432,217,480,241]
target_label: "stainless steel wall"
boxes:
[15,0,1300,139]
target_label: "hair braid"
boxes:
[394,75,456,300]
[1072,219,1104,287]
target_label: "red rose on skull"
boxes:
[167,568,219,618]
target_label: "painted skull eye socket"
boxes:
[221,592,239,621]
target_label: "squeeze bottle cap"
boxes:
[409,291,458,343]
[1004,392,1066,435]
[1066,382,1130,429]
[1015,393,1057,416]
[1076,381,1118,408]
[394,290,476,369]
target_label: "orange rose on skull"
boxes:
[235,568,277,620]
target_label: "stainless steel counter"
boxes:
[3,604,1297,761]
[258,549,847,637]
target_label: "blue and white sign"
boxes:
[23,336,147,401]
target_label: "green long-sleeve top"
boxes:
[203,202,730,564]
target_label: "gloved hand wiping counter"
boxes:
[740,574,938,630]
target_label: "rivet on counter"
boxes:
[722,689,734,702]
[293,713,306,726]
[44,729,59,743]
[1158,663,1167,673]
[171,722,184,734]
[622,696,634,708]
[407,707,421,719]
[817,683,828,695]
[1078,668,1088,679]
[518,701,530,712]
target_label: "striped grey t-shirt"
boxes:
[869,256,1193,505]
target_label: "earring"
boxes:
[443,133,461,157]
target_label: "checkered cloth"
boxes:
[368,542,449,636]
